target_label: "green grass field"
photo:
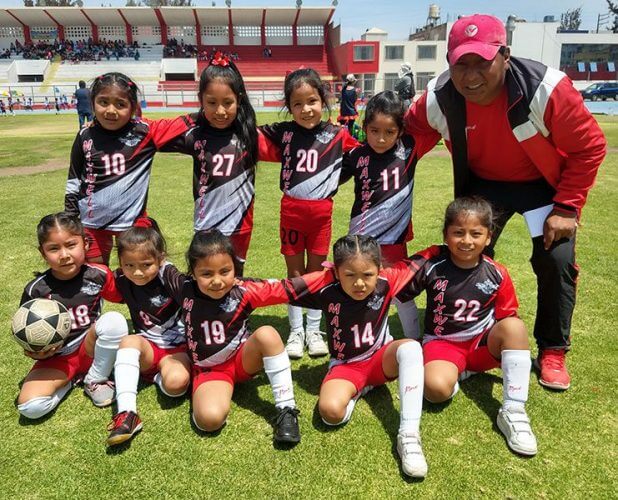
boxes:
[0,112,616,499]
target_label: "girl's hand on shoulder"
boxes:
[24,346,59,360]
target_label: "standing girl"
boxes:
[341,90,435,339]
[260,68,358,359]
[281,234,427,478]
[17,212,128,419]
[163,230,301,445]
[162,53,277,275]
[64,72,188,265]
[106,224,190,446]
[397,197,538,456]
[338,73,359,134]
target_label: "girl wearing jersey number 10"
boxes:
[397,197,538,456]
[260,68,359,360]
[64,72,189,265]
[161,53,279,276]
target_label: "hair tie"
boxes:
[210,51,230,67]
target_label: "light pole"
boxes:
[505,15,517,46]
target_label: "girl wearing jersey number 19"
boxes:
[64,72,189,265]
[260,68,358,359]
[397,197,538,456]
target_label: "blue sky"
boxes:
[1,0,615,41]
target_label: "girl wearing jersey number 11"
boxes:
[260,68,358,360]
[64,72,189,265]
[397,197,538,456]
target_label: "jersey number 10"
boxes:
[102,153,126,176]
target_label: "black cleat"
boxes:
[106,411,143,446]
[272,407,301,444]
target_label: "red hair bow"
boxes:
[210,51,230,67]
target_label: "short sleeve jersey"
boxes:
[341,135,418,245]
[64,117,189,231]
[164,275,289,367]
[114,262,185,348]
[20,264,122,355]
[260,121,358,200]
[161,113,258,235]
[282,262,416,365]
[397,245,519,343]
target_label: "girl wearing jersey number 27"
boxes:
[397,197,538,456]
[260,68,358,359]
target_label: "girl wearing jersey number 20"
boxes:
[397,197,538,456]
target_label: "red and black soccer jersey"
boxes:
[64,117,189,232]
[161,113,274,235]
[282,261,416,365]
[260,121,358,200]
[114,262,185,348]
[20,263,122,355]
[397,245,519,343]
[163,274,289,367]
[341,135,418,245]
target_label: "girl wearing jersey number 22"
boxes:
[260,68,358,360]
[397,197,538,456]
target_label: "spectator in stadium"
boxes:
[405,14,606,391]
[395,62,415,108]
[74,80,93,128]
[338,74,360,134]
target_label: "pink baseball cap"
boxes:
[448,14,507,64]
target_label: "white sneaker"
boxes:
[397,431,428,478]
[285,328,305,359]
[306,330,329,357]
[497,406,538,456]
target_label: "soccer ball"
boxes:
[11,299,72,352]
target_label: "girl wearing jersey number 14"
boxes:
[260,68,358,360]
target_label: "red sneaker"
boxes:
[535,349,571,390]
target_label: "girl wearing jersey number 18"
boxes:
[397,197,538,456]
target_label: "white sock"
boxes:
[322,397,356,426]
[306,308,322,332]
[17,383,72,419]
[397,342,424,434]
[502,349,531,411]
[287,305,304,332]
[153,371,186,398]
[394,299,421,340]
[450,381,460,399]
[114,347,140,414]
[263,351,296,409]
[84,311,128,384]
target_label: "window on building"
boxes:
[65,26,92,40]
[353,45,374,61]
[384,73,398,91]
[297,25,323,37]
[167,26,196,38]
[0,26,24,39]
[608,61,616,72]
[385,46,404,60]
[132,26,161,37]
[99,26,125,38]
[417,45,437,60]
[235,26,261,37]
[590,61,598,72]
[360,74,375,97]
[202,26,229,37]
[265,26,292,37]
[416,72,435,91]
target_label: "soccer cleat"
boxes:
[305,330,329,357]
[84,380,115,408]
[106,411,143,446]
[285,328,305,359]
[397,431,428,478]
[272,406,301,444]
[535,349,571,390]
[497,406,538,456]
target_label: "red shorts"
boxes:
[229,232,252,261]
[84,215,152,261]
[322,344,394,393]
[422,331,500,374]
[32,340,92,381]
[192,343,252,394]
[280,195,333,256]
[141,340,188,380]
[380,243,408,267]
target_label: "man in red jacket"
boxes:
[405,14,606,391]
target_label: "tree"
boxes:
[560,7,582,31]
[608,0,618,33]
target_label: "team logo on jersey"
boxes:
[367,294,385,310]
[395,144,411,160]
[81,281,102,296]
[476,279,499,295]
[220,296,240,313]
[150,294,169,308]
[316,130,336,144]
[119,133,141,147]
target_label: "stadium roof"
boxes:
[0,6,335,28]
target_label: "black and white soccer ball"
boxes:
[11,299,72,352]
